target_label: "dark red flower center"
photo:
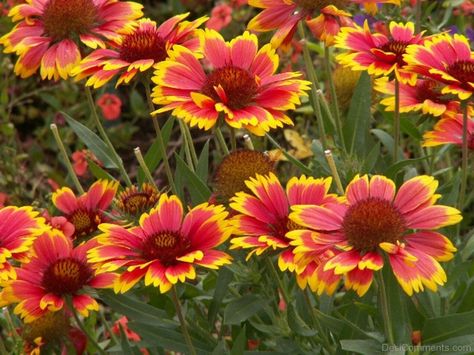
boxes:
[141,231,190,265]
[68,209,101,237]
[446,60,474,85]
[342,198,406,251]
[269,217,300,244]
[120,29,167,63]
[201,66,258,109]
[42,257,93,295]
[415,80,445,104]
[379,40,409,66]
[43,0,98,41]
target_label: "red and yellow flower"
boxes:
[404,33,474,100]
[351,0,400,15]
[230,173,338,272]
[0,230,116,323]
[374,77,462,117]
[72,15,206,88]
[0,0,143,80]
[88,194,232,293]
[0,206,47,280]
[151,30,310,135]
[336,21,424,84]
[52,180,119,239]
[423,113,474,149]
[289,174,462,296]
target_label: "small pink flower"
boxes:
[96,93,122,121]
[206,4,233,31]
[72,150,102,177]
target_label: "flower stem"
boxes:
[324,149,344,194]
[458,100,470,210]
[230,128,237,151]
[298,22,328,149]
[171,286,197,355]
[265,257,289,305]
[393,77,401,163]
[215,126,230,155]
[303,290,334,354]
[67,299,106,355]
[178,120,196,171]
[376,272,395,345]
[415,0,422,33]
[85,87,132,186]
[143,81,177,195]
[99,310,120,346]
[182,122,199,168]
[134,147,158,189]
[50,124,84,194]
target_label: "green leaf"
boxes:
[287,304,316,337]
[344,72,372,157]
[385,155,432,179]
[266,134,312,174]
[231,325,247,355]
[174,153,211,204]
[371,129,404,161]
[224,295,267,325]
[196,140,210,182]
[118,323,142,355]
[137,117,174,185]
[86,158,117,182]
[430,335,474,355]
[208,266,234,326]
[422,310,474,344]
[63,112,118,169]
[340,339,382,355]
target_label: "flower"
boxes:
[230,173,338,272]
[207,3,233,31]
[0,0,143,80]
[423,113,474,149]
[374,77,462,117]
[97,93,122,121]
[404,33,474,100]
[247,0,352,47]
[114,183,161,217]
[111,316,140,342]
[52,180,119,239]
[72,15,205,88]
[0,230,116,323]
[88,194,232,293]
[72,149,102,177]
[0,206,46,280]
[352,0,400,15]
[331,65,361,111]
[213,149,276,203]
[335,21,424,84]
[42,210,75,239]
[151,30,310,135]
[289,174,462,296]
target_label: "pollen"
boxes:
[342,198,406,251]
[42,258,93,295]
[380,40,409,66]
[213,149,276,202]
[141,231,191,265]
[42,0,98,41]
[119,28,168,63]
[201,66,259,109]
[447,60,474,85]
[69,209,99,237]
[115,183,160,216]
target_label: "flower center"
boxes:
[342,198,406,251]
[201,66,258,109]
[23,310,69,343]
[120,29,167,63]
[446,60,474,85]
[68,209,100,237]
[269,217,300,244]
[380,40,409,66]
[116,183,160,216]
[141,231,190,265]
[42,258,93,295]
[293,0,348,12]
[415,80,445,104]
[42,0,98,41]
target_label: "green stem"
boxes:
[298,23,328,149]
[415,0,422,33]
[230,128,237,151]
[324,45,344,152]
[143,81,177,195]
[303,290,334,355]
[134,147,158,189]
[215,126,230,155]
[178,120,195,171]
[99,310,120,346]
[377,272,395,345]
[324,149,344,194]
[50,124,84,194]
[393,77,401,163]
[458,101,470,210]
[67,299,106,355]
[85,87,132,186]
[182,122,199,168]
[171,286,197,355]
[265,257,289,305]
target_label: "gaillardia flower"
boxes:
[423,113,474,149]
[0,231,116,323]
[404,33,474,100]
[114,182,161,217]
[0,0,143,80]
[0,206,46,280]
[72,15,206,88]
[230,173,338,272]
[336,21,424,84]
[52,180,119,239]
[151,30,310,135]
[374,77,461,117]
[289,175,462,296]
[88,194,232,293]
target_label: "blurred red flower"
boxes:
[207,3,233,31]
[96,93,122,121]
